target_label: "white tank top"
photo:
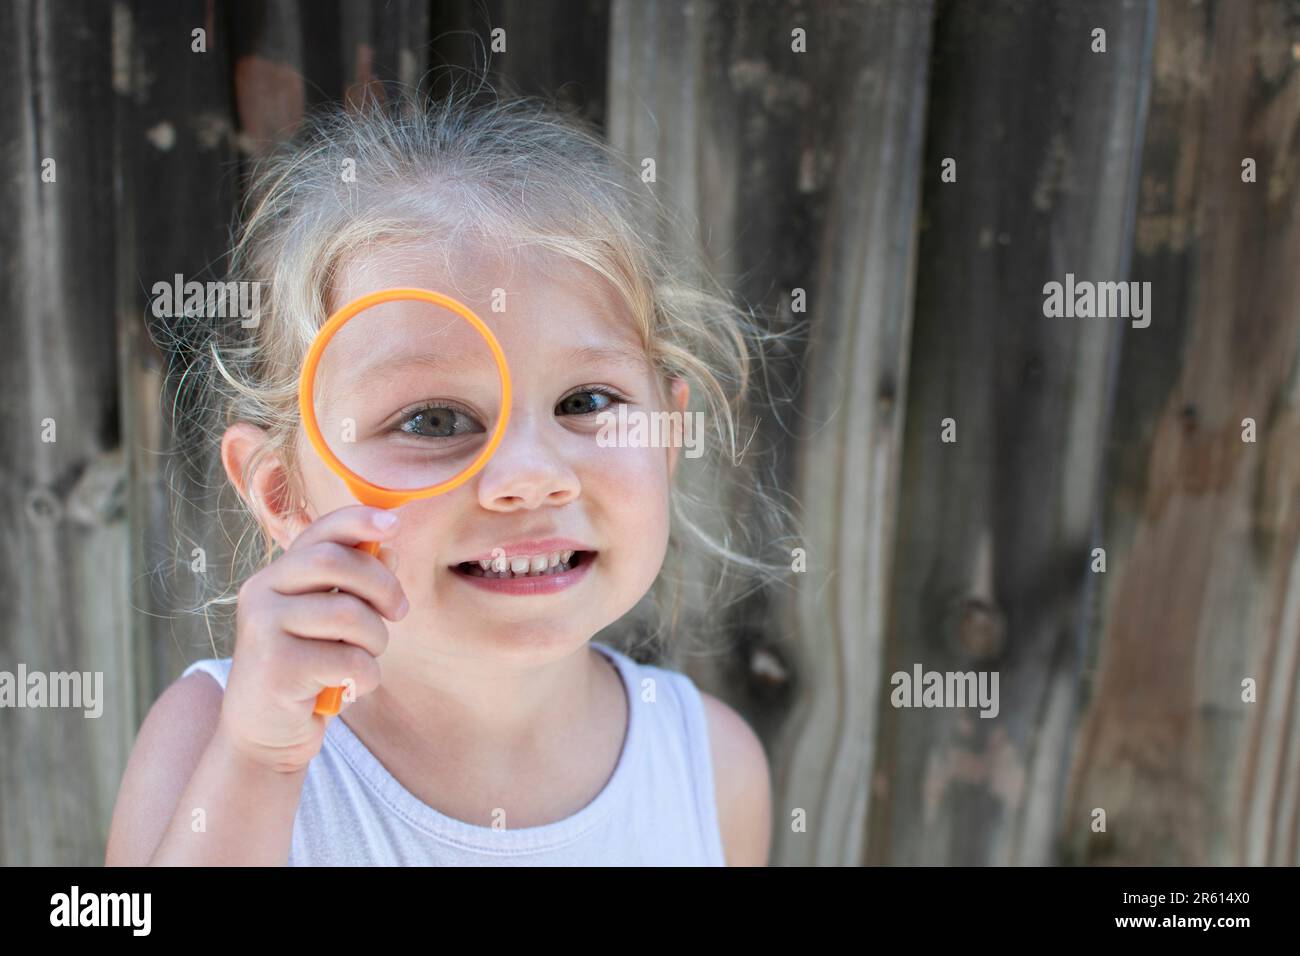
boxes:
[180,641,727,865]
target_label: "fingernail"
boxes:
[373,511,398,530]
[397,596,410,617]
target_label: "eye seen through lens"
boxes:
[310,296,503,492]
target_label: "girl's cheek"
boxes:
[390,499,459,571]
[587,439,670,488]
[589,447,673,544]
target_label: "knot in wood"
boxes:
[24,485,64,527]
[957,596,1005,661]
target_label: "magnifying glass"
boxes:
[297,287,512,716]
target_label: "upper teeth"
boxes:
[475,550,574,574]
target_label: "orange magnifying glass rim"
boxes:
[298,287,512,510]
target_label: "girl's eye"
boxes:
[396,405,481,439]
[557,387,625,416]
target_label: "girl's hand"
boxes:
[217,505,408,774]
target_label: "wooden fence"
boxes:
[2,0,1298,866]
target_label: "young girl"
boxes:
[106,85,788,866]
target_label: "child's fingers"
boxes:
[287,638,383,703]
[273,592,392,659]
[286,504,400,553]
[263,540,408,622]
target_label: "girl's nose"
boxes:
[475,413,580,511]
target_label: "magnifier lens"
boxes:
[311,298,498,493]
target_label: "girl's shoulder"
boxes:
[107,654,228,864]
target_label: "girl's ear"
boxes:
[221,422,311,551]
[666,376,690,479]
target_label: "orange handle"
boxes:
[313,538,384,717]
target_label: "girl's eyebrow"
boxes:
[344,352,454,386]
[563,344,650,373]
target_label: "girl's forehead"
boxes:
[329,244,643,348]
[332,242,619,314]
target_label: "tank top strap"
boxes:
[181,656,233,689]
[596,643,727,866]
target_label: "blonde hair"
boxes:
[160,78,800,666]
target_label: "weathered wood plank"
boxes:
[340,0,431,108]
[608,0,935,865]
[230,0,308,150]
[414,1,609,127]
[487,0,609,127]
[868,0,1155,865]
[0,0,126,865]
[1064,0,1300,866]
[111,0,241,770]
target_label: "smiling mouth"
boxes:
[451,551,596,579]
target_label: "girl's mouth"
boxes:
[452,550,593,578]
[448,550,597,595]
